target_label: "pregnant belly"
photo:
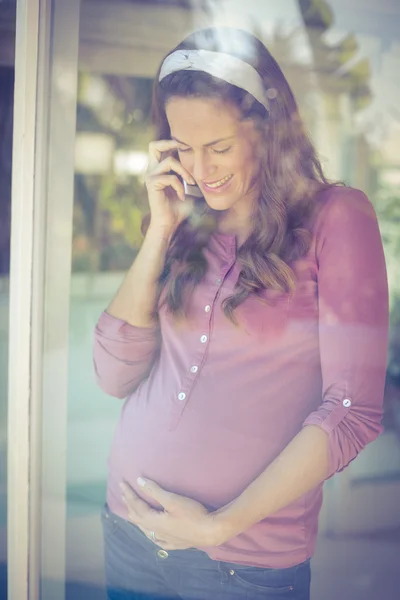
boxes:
[106,410,283,515]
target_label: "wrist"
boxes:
[147,223,174,245]
[206,507,242,547]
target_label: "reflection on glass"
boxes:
[65,1,400,599]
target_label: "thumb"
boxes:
[137,477,177,510]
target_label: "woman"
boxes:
[94,27,388,600]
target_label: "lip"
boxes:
[202,174,233,194]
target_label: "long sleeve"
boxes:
[93,311,160,399]
[303,189,389,479]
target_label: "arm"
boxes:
[106,224,171,329]
[93,311,161,399]
[212,189,389,540]
[93,226,170,398]
[93,139,195,398]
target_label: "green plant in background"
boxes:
[98,174,146,270]
[72,73,154,273]
[374,186,400,304]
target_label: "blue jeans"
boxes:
[101,504,311,600]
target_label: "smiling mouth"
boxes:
[203,174,233,189]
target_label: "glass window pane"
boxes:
[61,1,400,599]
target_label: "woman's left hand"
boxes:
[120,478,225,550]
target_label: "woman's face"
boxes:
[165,96,262,215]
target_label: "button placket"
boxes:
[168,330,211,430]
[168,262,232,431]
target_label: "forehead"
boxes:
[165,96,243,144]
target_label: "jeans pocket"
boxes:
[225,562,298,595]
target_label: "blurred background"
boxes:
[1,0,400,599]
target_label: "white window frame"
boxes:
[7,1,80,599]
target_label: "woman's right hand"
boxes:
[145,139,196,236]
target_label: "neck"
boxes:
[216,212,253,246]
[215,189,258,245]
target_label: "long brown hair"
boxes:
[151,28,335,322]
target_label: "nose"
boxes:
[192,151,217,182]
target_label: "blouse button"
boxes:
[200,335,208,343]
[178,392,186,401]
[205,305,211,313]
[343,398,352,408]
[190,366,198,373]
[216,278,221,284]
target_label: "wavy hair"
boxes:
[150,27,335,322]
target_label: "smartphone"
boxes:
[163,147,203,200]
[183,180,203,199]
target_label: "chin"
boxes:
[202,194,237,212]
[205,203,230,212]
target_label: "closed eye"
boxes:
[177,146,231,154]
[212,147,231,154]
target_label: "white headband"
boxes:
[159,49,270,112]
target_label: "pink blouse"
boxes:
[93,186,388,568]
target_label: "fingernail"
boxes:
[137,477,146,488]
[119,482,125,490]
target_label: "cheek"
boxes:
[246,148,262,179]
[237,140,258,166]
[235,150,259,182]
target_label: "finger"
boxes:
[120,482,153,520]
[152,155,195,185]
[139,526,171,547]
[137,477,179,510]
[139,526,191,550]
[148,140,179,165]
[146,174,185,202]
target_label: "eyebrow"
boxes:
[172,135,235,148]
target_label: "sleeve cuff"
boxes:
[303,397,353,434]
